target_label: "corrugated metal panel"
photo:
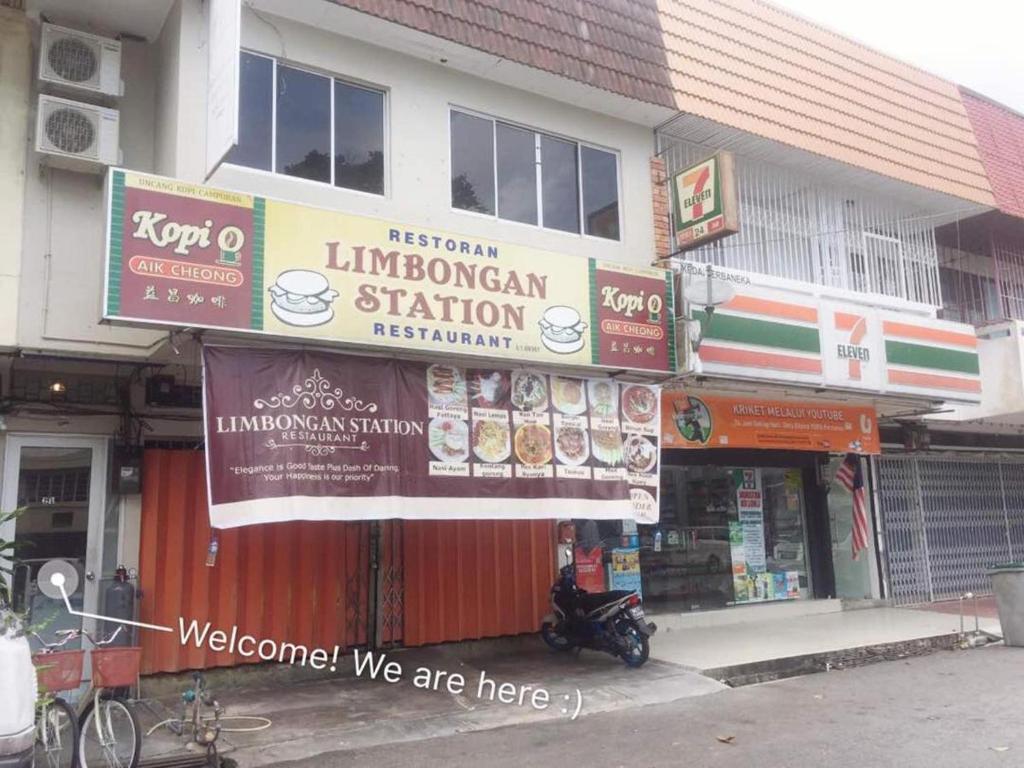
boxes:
[402,520,555,646]
[138,451,370,674]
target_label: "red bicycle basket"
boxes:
[33,650,85,692]
[90,647,142,688]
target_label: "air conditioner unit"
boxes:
[36,94,120,172]
[38,23,122,97]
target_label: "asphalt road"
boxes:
[270,645,1024,768]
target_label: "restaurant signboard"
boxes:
[203,347,662,528]
[661,391,880,455]
[105,170,675,373]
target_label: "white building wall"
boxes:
[0,9,31,352]
[15,2,657,359]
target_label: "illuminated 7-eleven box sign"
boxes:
[671,151,739,250]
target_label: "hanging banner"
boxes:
[661,391,880,454]
[203,347,661,528]
[104,170,675,373]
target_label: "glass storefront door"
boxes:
[1,436,109,658]
[641,464,812,612]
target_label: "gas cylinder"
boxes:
[102,566,135,646]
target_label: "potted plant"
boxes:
[0,508,36,768]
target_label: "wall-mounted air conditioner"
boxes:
[36,94,120,172]
[39,23,122,97]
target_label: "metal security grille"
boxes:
[657,135,943,306]
[877,454,1024,605]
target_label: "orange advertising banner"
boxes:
[661,391,880,455]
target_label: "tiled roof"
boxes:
[330,0,995,206]
[960,89,1024,219]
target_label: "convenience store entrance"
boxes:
[640,449,835,613]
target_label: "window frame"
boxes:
[447,105,623,242]
[225,50,390,199]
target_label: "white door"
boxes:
[1,435,109,660]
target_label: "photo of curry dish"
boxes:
[514,423,553,465]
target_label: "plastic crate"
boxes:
[90,647,142,688]
[33,649,85,692]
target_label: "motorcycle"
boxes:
[540,549,657,667]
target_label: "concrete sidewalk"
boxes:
[135,601,1003,765]
[136,640,723,767]
[650,601,1002,672]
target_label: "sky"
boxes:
[770,0,1024,113]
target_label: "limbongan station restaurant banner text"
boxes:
[203,347,662,528]
[105,170,676,373]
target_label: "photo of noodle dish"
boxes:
[427,364,467,408]
[587,380,618,418]
[551,376,587,416]
[621,384,658,424]
[591,429,624,466]
[554,425,590,466]
[514,423,553,466]
[428,417,470,462]
[624,434,657,473]
[511,371,548,411]
[472,419,511,463]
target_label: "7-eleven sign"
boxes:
[671,151,739,251]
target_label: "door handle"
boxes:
[85,571,96,581]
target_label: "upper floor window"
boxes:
[227,52,386,195]
[450,109,620,240]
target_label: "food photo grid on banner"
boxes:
[426,365,661,511]
[202,346,661,527]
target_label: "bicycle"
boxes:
[146,671,270,767]
[75,624,144,768]
[31,628,84,768]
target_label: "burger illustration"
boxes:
[268,269,339,327]
[538,305,587,354]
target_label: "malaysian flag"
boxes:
[836,453,869,560]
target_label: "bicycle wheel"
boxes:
[34,698,78,768]
[79,696,141,768]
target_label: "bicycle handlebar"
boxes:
[33,624,126,650]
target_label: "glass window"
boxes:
[334,81,385,195]
[581,146,619,240]
[640,465,811,612]
[450,111,495,214]
[540,135,579,234]
[275,64,331,183]
[226,52,273,171]
[227,53,386,195]
[449,110,619,239]
[496,123,537,225]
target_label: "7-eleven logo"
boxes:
[675,158,717,226]
[835,312,870,380]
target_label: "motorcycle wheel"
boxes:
[620,624,650,668]
[541,621,574,652]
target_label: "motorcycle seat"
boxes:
[577,590,635,612]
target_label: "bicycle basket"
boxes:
[33,649,85,692]
[90,646,142,688]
